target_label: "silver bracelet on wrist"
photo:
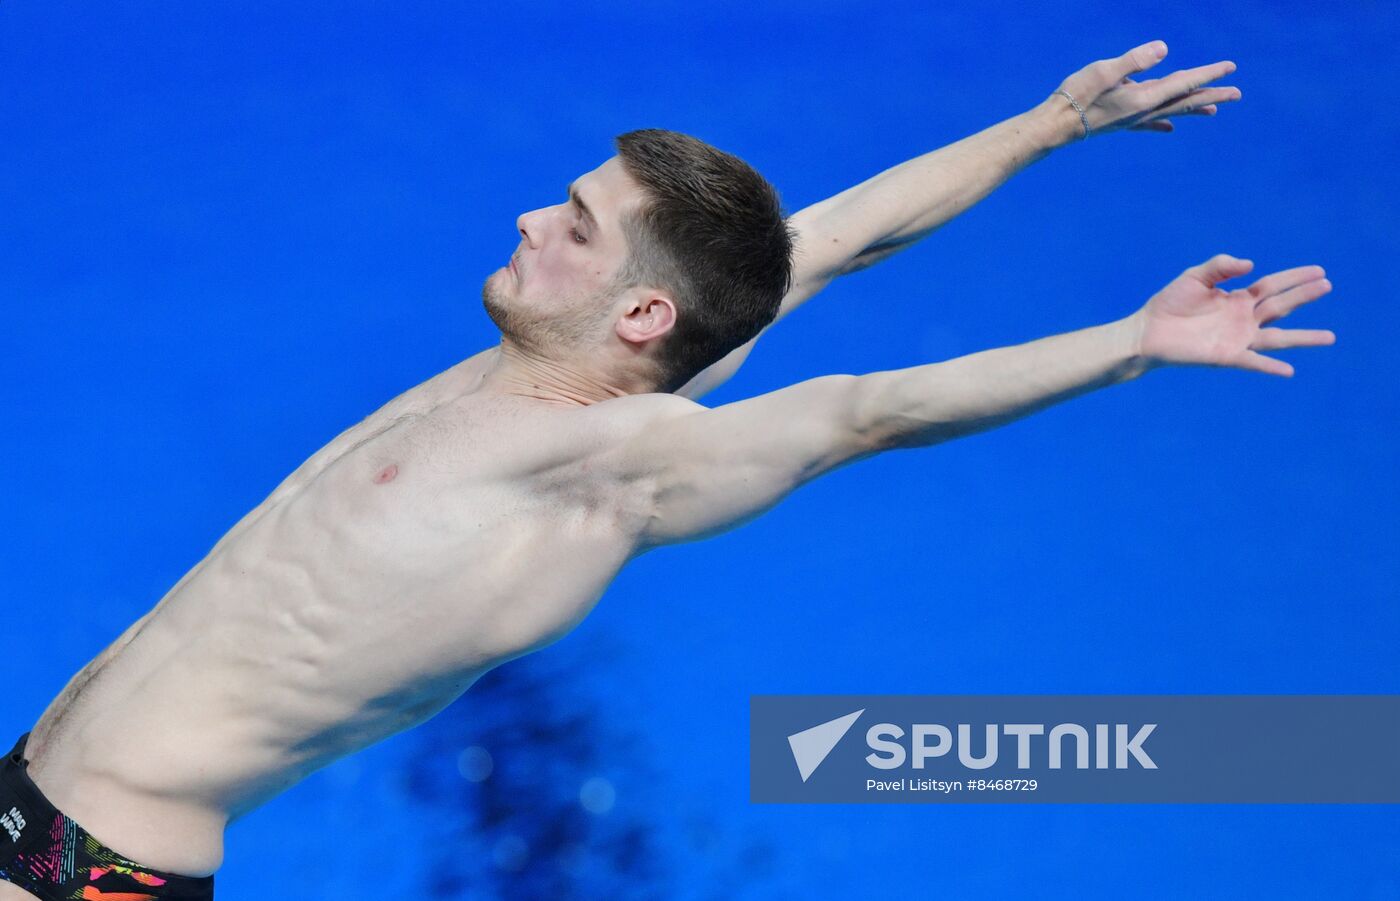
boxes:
[1054,89,1091,140]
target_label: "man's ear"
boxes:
[615,291,678,346]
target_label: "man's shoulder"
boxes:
[522,392,698,471]
[474,392,703,482]
[591,391,705,422]
[574,391,707,445]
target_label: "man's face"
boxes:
[483,156,645,353]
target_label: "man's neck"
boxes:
[480,340,640,406]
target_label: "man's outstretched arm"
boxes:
[676,41,1241,400]
[627,255,1333,546]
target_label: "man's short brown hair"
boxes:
[613,129,794,393]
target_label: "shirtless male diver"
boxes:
[1,41,1334,900]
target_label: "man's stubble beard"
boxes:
[481,273,620,357]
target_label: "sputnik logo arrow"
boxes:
[787,709,864,782]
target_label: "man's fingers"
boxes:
[1185,253,1254,287]
[1139,60,1237,108]
[1151,103,1220,120]
[1238,350,1295,378]
[1252,327,1337,351]
[1256,276,1333,324]
[1247,265,1326,301]
[1106,40,1169,82]
[1149,86,1240,118]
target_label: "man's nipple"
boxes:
[373,463,399,485]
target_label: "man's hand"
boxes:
[1055,41,1241,137]
[675,41,1245,401]
[1132,255,1335,377]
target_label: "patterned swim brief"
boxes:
[0,733,215,900]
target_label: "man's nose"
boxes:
[516,207,548,248]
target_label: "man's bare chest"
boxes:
[276,392,645,586]
[184,394,645,671]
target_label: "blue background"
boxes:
[2,1,1396,897]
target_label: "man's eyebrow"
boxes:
[567,182,599,231]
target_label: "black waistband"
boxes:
[0,732,55,864]
[5,732,27,763]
